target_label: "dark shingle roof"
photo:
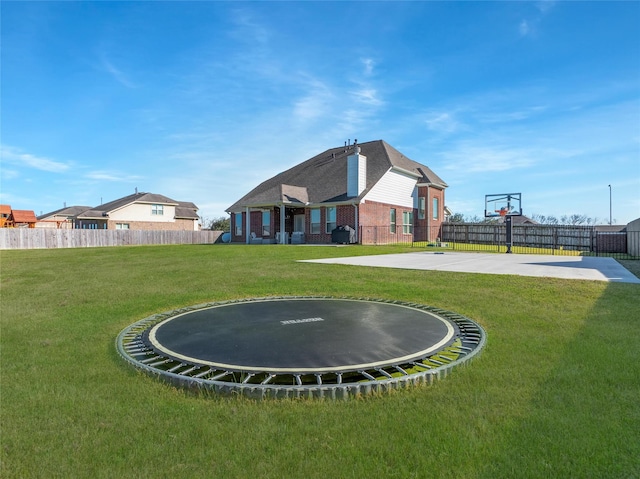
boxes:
[175,201,199,220]
[227,140,447,212]
[77,192,180,219]
[38,205,92,220]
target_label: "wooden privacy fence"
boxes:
[440,223,599,251]
[0,229,223,250]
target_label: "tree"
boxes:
[448,212,465,223]
[207,216,230,231]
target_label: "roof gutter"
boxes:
[390,165,421,179]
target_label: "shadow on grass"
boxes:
[476,282,640,478]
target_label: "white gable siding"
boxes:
[362,169,417,208]
[109,203,177,223]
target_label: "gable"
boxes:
[363,168,418,209]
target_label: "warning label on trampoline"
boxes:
[280,317,325,325]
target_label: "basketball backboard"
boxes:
[485,193,522,218]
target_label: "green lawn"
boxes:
[1,245,639,478]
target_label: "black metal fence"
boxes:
[358,224,640,259]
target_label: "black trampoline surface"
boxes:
[148,298,457,372]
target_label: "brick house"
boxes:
[226,140,447,244]
[73,192,200,230]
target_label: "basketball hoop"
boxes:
[496,208,508,217]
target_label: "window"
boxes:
[432,197,439,220]
[403,211,413,234]
[116,223,130,230]
[310,209,321,234]
[262,211,270,236]
[235,213,242,236]
[390,208,396,234]
[418,197,425,220]
[151,204,164,216]
[325,207,336,233]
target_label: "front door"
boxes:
[294,214,305,233]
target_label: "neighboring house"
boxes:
[497,215,538,225]
[0,205,11,228]
[74,192,200,231]
[37,205,92,229]
[226,139,447,244]
[7,210,38,228]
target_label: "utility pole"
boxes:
[608,184,612,225]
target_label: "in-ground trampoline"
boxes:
[117,297,486,399]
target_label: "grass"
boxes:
[1,244,639,478]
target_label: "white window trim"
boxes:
[418,197,425,220]
[325,207,336,234]
[151,204,164,216]
[310,209,321,234]
[390,208,396,234]
[235,213,242,236]
[262,210,270,236]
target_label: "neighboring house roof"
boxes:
[77,192,182,219]
[0,205,11,216]
[10,210,38,223]
[38,205,92,220]
[497,215,538,225]
[175,202,200,220]
[227,140,447,212]
[594,225,626,232]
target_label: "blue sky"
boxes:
[2,1,639,225]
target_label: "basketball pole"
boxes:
[505,215,513,253]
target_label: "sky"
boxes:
[1,1,639,225]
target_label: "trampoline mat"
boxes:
[147,298,457,372]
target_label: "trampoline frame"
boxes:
[116,296,486,399]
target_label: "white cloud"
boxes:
[351,87,383,106]
[361,58,375,76]
[441,144,537,173]
[519,20,530,37]
[99,55,136,88]
[425,111,462,134]
[0,145,70,173]
[536,1,556,14]
[292,78,333,122]
[230,8,272,46]
[85,171,142,182]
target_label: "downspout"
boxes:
[353,203,359,243]
[280,203,285,244]
[426,185,430,242]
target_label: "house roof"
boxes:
[38,205,92,220]
[227,140,447,212]
[175,202,200,220]
[77,192,182,219]
[497,215,538,225]
[10,210,38,223]
[0,205,11,215]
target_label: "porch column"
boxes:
[245,206,250,244]
[280,204,286,244]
